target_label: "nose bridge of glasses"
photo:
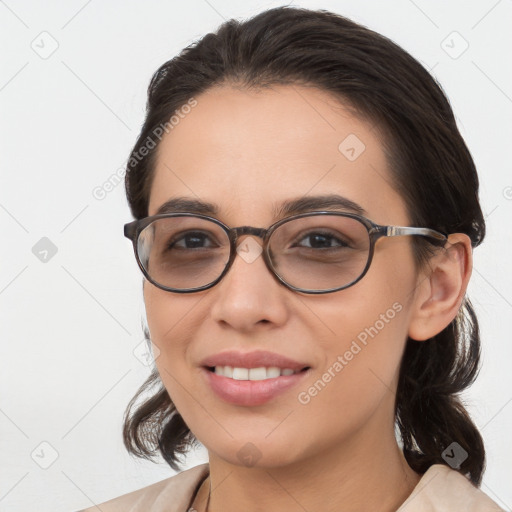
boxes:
[232,226,267,241]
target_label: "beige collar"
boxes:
[189,474,210,512]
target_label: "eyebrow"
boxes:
[155,194,366,219]
[273,194,366,218]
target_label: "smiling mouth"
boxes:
[206,366,310,381]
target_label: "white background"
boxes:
[1,1,511,511]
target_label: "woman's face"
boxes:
[144,84,425,468]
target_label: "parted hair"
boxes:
[122,6,486,485]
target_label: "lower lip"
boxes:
[202,367,311,406]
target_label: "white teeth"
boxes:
[248,367,267,381]
[232,367,248,380]
[212,366,300,380]
[266,367,281,379]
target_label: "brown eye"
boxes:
[293,230,350,249]
[168,231,218,250]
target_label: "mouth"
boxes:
[205,365,311,381]
[202,365,312,406]
[199,350,312,405]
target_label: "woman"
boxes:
[80,6,504,511]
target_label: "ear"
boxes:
[408,233,472,341]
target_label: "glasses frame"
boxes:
[124,211,448,294]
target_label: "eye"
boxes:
[294,230,350,249]
[168,230,219,250]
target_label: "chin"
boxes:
[204,435,307,469]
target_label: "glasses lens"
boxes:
[137,216,230,290]
[269,214,371,291]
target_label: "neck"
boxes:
[200,415,422,512]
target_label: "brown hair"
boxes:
[122,6,486,485]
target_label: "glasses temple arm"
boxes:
[386,226,447,242]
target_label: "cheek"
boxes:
[144,288,208,427]
[286,287,413,456]
[304,246,417,404]
[143,285,201,378]
[309,296,409,404]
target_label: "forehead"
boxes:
[148,84,408,225]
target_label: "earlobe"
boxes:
[408,233,473,341]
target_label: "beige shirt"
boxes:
[77,462,505,512]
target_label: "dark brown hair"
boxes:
[122,6,486,485]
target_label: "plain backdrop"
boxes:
[1,1,511,511]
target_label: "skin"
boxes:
[143,84,472,512]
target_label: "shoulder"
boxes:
[397,463,505,512]
[76,463,209,512]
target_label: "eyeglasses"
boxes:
[123,211,447,294]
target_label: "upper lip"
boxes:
[200,350,310,371]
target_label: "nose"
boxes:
[209,234,289,331]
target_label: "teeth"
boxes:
[213,366,300,380]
